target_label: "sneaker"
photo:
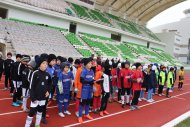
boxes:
[4,87,8,90]
[64,111,71,115]
[121,104,125,108]
[118,100,122,104]
[23,108,30,113]
[147,99,153,103]
[126,103,130,106]
[84,114,93,120]
[12,102,20,107]
[134,105,140,110]
[130,106,135,111]
[78,117,83,123]
[138,98,142,101]
[142,98,146,101]
[41,118,48,124]
[158,94,162,96]
[169,90,173,93]
[82,110,85,115]
[58,112,65,118]
[166,95,171,98]
[75,112,79,117]
[151,99,155,102]
[100,111,104,117]
[46,114,50,118]
[16,100,23,104]
[103,111,109,115]
[10,93,13,97]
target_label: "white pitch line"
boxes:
[64,91,190,127]
[0,98,12,101]
[172,96,186,101]
[0,102,76,116]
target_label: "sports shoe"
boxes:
[41,117,48,124]
[64,110,71,115]
[84,114,93,120]
[158,94,162,96]
[134,105,140,110]
[142,98,147,101]
[46,113,50,118]
[23,108,30,113]
[12,102,20,107]
[138,98,142,101]
[4,87,8,90]
[151,99,155,102]
[130,106,135,111]
[78,117,83,123]
[100,111,104,117]
[147,99,153,103]
[10,93,13,97]
[121,104,125,108]
[103,111,109,115]
[75,112,79,117]
[58,112,65,118]
[16,100,23,104]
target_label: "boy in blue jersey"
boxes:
[57,62,74,117]
[78,58,94,123]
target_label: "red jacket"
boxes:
[111,68,117,86]
[131,70,143,91]
[120,68,132,88]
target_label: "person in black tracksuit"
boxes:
[3,52,14,91]
[21,55,32,112]
[0,54,4,81]
[12,54,26,107]
[24,57,52,127]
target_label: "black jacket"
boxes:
[12,62,26,81]
[0,58,4,71]
[30,69,52,102]
[3,59,14,75]
[22,67,33,89]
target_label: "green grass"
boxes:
[175,118,190,127]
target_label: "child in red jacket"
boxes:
[111,63,118,102]
[120,61,132,108]
[131,62,143,110]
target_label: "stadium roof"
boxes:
[96,0,185,23]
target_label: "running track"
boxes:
[0,73,190,127]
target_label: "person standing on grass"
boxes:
[3,52,14,91]
[130,62,143,110]
[57,62,73,118]
[24,57,51,127]
[78,57,94,124]
[178,66,185,90]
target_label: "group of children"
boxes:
[1,52,185,127]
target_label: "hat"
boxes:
[21,55,31,62]
[152,65,157,71]
[132,65,136,69]
[38,57,47,68]
[60,62,70,71]
[117,63,121,68]
[7,52,12,56]
[48,54,56,63]
[83,57,92,66]
[28,59,36,69]
[135,62,142,69]
[143,65,148,71]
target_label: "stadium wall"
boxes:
[0,5,70,30]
